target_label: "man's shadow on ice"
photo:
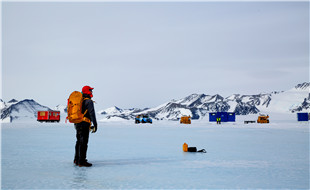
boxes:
[91,157,174,167]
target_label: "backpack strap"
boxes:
[82,117,91,124]
[82,98,91,124]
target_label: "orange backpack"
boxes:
[67,91,90,123]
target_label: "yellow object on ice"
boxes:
[183,143,188,152]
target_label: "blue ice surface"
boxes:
[1,120,309,189]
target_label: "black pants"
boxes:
[74,122,90,163]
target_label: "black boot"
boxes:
[78,160,92,167]
[73,159,78,166]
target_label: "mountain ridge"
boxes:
[1,99,50,122]
[98,82,309,121]
[1,82,309,123]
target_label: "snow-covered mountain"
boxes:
[1,82,309,123]
[98,106,123,115]
[54,104,67,113]
[0,99,6,110]
[1,99,51,123]
[99,82,310,121]
[288,83,310,113]
[97,106,148,122]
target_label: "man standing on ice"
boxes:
[74,86,98,167]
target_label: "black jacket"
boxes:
[81,94,97,127]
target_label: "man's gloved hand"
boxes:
[91,125,97,133]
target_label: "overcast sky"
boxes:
[2,1,309,110]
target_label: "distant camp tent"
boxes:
[297,113,309,121]
[227,112,236,122]
[209,112,235,122]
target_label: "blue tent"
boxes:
[209,112,218,122]
[297,113,309,121]
[209,112,235,122]
[227,112,236,122]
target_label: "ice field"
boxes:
[1,114,309,189]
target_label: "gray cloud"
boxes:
[2,2,309,109]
